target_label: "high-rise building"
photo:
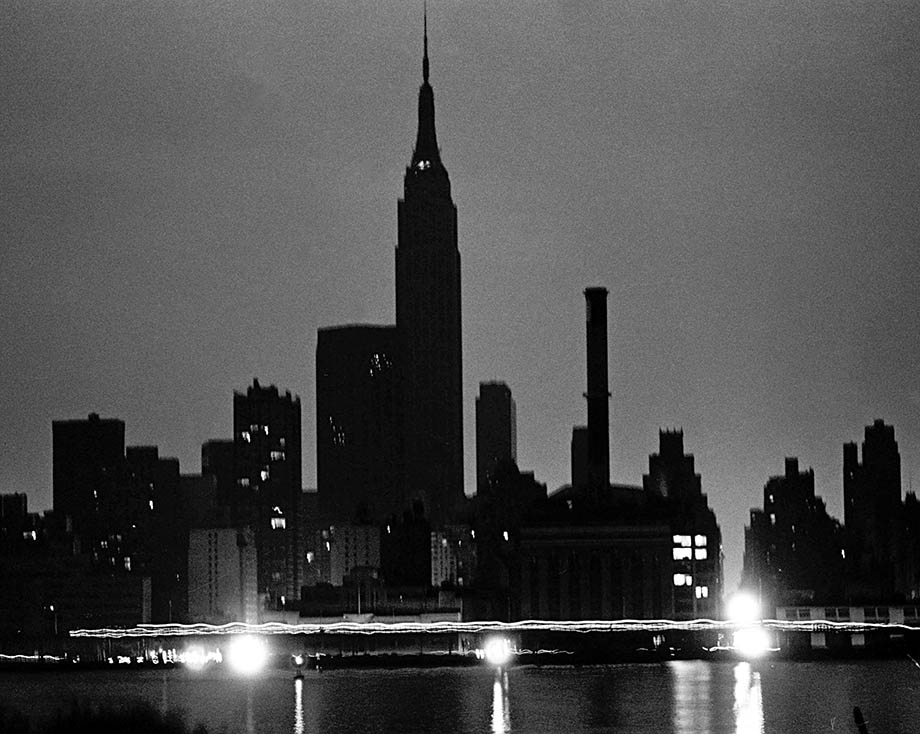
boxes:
[316,325,402,523]
[395,17,464,525]
[475,382,517,495]
[643,430,722,619]
[233,380,302,608]
[742,458,844,609]
[52,413,125,543]
[844,419,902,600]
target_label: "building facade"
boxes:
[316,325,402,523]
[476,382,517,496]
[844,419,902,600]
[233,380,302,607]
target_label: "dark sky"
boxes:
[3,1,919,592]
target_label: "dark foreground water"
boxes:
[2,660,919,733]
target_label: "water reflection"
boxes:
[245,685,255,734]
[733,662,764,734]
[491,670,510,733]
[294,678,304,734]
[671,661,712,734]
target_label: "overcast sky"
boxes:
[3,0,919,592]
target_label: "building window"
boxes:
[673,573,692,587]
[694,535,707,547]
[241,431,251,443]
[694,548,708,560]
[673,535,692,547]
[261,469,270,481]
[238,478,250,487]
[695,585,708,599]
[270,450,285,461]
[673,548,692,561]
[271,518,286,530]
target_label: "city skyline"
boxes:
[3,3,919,593]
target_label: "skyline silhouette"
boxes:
[3,4,919,593]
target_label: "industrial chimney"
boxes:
[584,287,610,491]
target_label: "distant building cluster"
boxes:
[743,419,920,611]
[0,26,729,648]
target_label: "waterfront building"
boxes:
[476,382,517,496]
[844,419,902,600]
[643,430,722,619]
[187,527,258,623]
[233,379,302,608]
[395,18,464,525]
[742,458,844,610]
[431,525,477,588]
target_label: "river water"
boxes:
[1,660,919,733]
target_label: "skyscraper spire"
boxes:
[411,3,442,174]
[423,2,429,83]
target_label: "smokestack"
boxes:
[584,287,610,491]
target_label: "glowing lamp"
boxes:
[732,626,770,659]
[727,593,761,625]
[483,637,513,668]
[226,635,268,675]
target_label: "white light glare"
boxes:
[227,635,268,675]
[727,593,761,624]
[483,637,513,667]
[733,627,770,658]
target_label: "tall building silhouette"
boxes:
[396,16,463,524]
[476,382,516,495]
[316,325,401,522]
[844,419,902,600]
[742,458,843,608]
[52,413,125,542]
[233,380,302,608]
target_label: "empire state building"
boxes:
[396,18,464,525]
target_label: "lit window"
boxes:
[261,469,270,481]
[325,541,330,551]
[770,514,776,525]
[270,451,284,461]
[502,531,509,542]
[271,518,286,530]
[263,425,269,435]
[673,547,692,560]
[695,548,708,560]
[841,549,846,559]
[471,530,476,539]
[250,424,259,433]
[238,477,250,487]
[148,500,154,510]
[241,431,251,443]
[674,535,691,547]
[306,552,314,563]
[695,585,708,599]
[124,557,132,571]
[674,573,693,586]
[279,437,285,447]
[694,535,707,547]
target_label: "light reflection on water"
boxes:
[491,669,510,734]
[2,660,919,733]
[672,660,712,734]
[733,662,764,734]
[294,678,304,734]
